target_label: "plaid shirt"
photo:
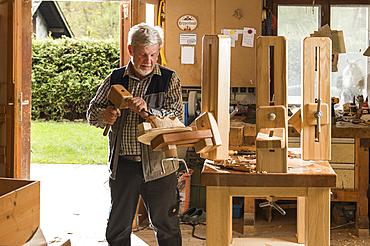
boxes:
[87,62,183,156]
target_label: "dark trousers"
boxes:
[106,157,182,246]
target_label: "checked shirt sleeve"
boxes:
[150,72,184,122]
[86,75,111,128]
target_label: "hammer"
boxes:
[103,84,133,136]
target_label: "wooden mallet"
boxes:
[103,84,132,136]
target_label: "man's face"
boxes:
[128,44,160,77]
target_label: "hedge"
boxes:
[32,38,120,120]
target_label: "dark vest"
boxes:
[109,65,174,95]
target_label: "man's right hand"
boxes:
[100,106,121,125]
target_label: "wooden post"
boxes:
[201,35,231,160]
[256,36,288,173]
[302,37,331,160]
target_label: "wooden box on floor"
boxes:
[0,178,40,245]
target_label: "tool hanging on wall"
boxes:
[255,36,288,173]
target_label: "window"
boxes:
[331,5,369,105]
[277,3,370,105]
[278,6,320,104]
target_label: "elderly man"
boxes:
[87,23,183,246]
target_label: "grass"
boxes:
[31,121,108,164]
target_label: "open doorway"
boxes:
[29,0,162,244]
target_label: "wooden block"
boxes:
[229,124,244,146]
[256,106,287,131]
[256,148,287,173]
[256,128,285,149]
[288,108,302,133]
[108,84,132,109]
[244,123,256,137]
[303,103,329,126]
[164,144,178,158]
[195,112,222,147]
[0,178,40,245]
[194,138,214,153]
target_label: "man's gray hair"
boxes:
[128,23,163,48]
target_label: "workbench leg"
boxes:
[355,140,369,237]
[297,196,305,244]
[306,188,330,246]
[243,197,255,228]
[206,186,232,246]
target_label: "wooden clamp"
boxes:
[256,36,288,173]
[103,84,132,136]
[301,37,331,160]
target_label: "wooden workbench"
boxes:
[201,159,336,246]
[290,121,370,235]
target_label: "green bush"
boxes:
[32,38,120,120]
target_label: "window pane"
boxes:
[331,6,369,105]
[278,6,320,104]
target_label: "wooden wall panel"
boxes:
[215,0,262,87]
[165,0,262,87]
[165,0,214,86]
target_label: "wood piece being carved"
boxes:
[137,112,222,158]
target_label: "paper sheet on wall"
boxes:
[181,46,195,64]
[221,29,243,47]
[242,27,256,47]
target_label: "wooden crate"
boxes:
[0,178,40,245]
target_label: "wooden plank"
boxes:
[137,126,192,145]
[302,37,331,160]
[306,188,330,246]
[201,35,230,160]
[151,129,213,150]
[0,178,40,245]
[206,186,232,246]
[256,36,287,106]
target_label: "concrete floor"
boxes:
[31,164,370,246]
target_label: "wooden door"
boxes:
[0,0,32,178]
